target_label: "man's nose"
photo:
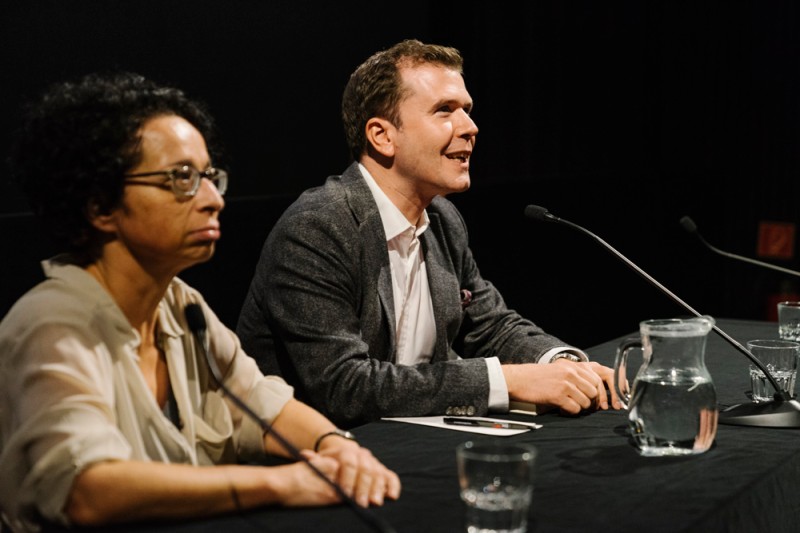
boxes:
[457,109,478,138]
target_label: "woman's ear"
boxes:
[364,117,396,158]
[85,200,118,233]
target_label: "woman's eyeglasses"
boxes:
[124,165,228,199]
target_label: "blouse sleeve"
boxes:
[189,294,294,461]
[0,321,132,529]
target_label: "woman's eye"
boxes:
[174,168,194,183]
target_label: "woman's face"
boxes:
[106,114,225,276]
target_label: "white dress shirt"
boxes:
[360,165,523,409]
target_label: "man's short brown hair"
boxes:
[341,39,464,161]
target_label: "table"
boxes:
[63,319,800,533]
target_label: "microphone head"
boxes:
[184,303,207,334]
[524,205,553,222]
[679,216,698,234]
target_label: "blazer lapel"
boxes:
[341,164,397,358]
[422,211,461,362]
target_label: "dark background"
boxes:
[2,1,799,349]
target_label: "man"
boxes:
[237,39,620,427]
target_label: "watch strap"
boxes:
[314,429,357,452]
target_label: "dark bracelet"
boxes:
[314,429,357,452]
[225,473,242,511]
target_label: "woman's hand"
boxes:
[264,451,343,507]
[316,438,402,507]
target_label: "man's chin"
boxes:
[428,174,471,198]
[452,175,471,193]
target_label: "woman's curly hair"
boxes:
[8,71,217,254]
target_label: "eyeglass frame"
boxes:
[123,165,228,199]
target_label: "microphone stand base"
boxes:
[719,399,800,428]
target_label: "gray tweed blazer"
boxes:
[237,163,572,427]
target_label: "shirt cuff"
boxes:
[538,347,589,365]
[485,357,509,411]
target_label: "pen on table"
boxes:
[443,417,531,430]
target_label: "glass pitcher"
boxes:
[614,317,718,457]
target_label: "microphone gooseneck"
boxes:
[526,205,800,428]
[183,304,396,533]
[680,215,800,278]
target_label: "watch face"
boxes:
[554,353,579,362]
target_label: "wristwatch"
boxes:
[551,352,582,363]
[314,429,357,452]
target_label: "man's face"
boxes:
[391,63,478,200]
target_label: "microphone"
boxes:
[525,205,800,428]
[680,215,800,278]
[183,304,395,533]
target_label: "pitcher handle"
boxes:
[614,337,642,410]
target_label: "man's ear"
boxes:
[365,117,396,158]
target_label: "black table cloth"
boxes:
[49,319,800,533]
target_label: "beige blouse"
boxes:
[0,258,294,531]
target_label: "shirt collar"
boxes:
[43,256,128,326]
[359,163,429,241]
[42,255,185,343]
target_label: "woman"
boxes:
[0,72,400,532]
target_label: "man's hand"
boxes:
[502,361,623,414]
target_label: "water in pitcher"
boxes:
[627,371,717,456]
